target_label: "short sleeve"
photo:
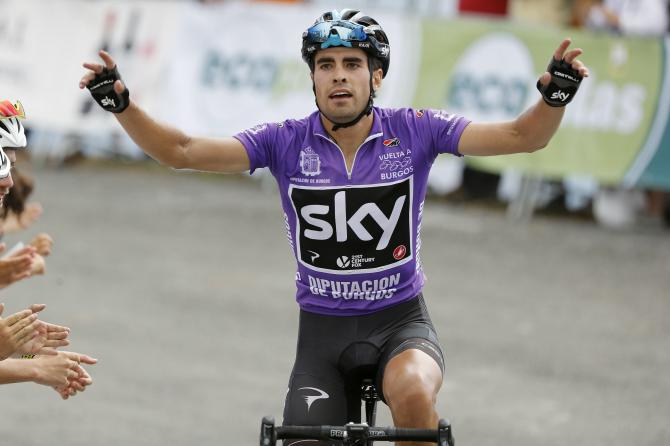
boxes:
[233,123,280,174]
[416,109,471,159]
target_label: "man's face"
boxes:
[311,47,382,124]
[0,149,14,206]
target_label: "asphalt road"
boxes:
[1,162,668,446]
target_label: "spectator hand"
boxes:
[0,245,36,288]
[17,320,70,356]
[54,364,94,400]
[33,351,97,390]
[50,352,98,399]
[0,303,44,360]
[1,202,43,233]
[30,254,46,276]
[30,233,53,257]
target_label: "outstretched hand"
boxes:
[538,38,590,87]
[0,245,36,289]
[33,350,97,390]
[1,202,43,233]
[79,50,126,95]
[79,50,130,113]
[30,233,53,257]
[17,320,70,356]
[0,303,44,360]
[51,351,98,400]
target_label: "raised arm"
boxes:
[79,50,250,173]
[458,38,589,156]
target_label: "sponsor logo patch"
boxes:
[380,157,411,171]
[383,137,400,148]
[298,387,329,412]
[393,245,407,260]
[550,90,570,102]
[101,96,116,108]
[289,177,413,274]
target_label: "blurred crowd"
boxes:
[0,102,97,396]
[194,0,670,30]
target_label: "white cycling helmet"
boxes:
[0,100,27,149]
[0,147,11,180]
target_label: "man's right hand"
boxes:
[79,50,130,113]
[77,49,251,174]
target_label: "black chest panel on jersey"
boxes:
[289,177,413,274]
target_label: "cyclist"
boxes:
[80,9,588,445]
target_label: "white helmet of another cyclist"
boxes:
[0,147,11,179]
[0,100,27,149]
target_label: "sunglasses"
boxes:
[0,100,26,120]
[305,20,369,45]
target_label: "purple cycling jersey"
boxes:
[234,107,470,316]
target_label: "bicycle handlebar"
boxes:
[260,416,455,445]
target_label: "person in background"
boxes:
[0,105,97,399]
[571,0,670,228]
[0,100,54,275]
[572,0,668,35]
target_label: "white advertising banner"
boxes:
[0,0,180,133]
[157,3,419,137]
[1,1,418,156]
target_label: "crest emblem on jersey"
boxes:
[415,109,424,118]
[383,138,400,148]
[300,147,321,177]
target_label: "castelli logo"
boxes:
[393,245,407,260]
[383,138,400,147]
[415,110,424,118]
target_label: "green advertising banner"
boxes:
[414,18,669,189]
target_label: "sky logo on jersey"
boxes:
[383,137,400,147]
[289,177,413,274]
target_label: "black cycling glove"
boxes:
[536,58,583,107]
[86,66,130,113]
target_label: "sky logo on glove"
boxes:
[551,90,570,102]
[101,97,117,108]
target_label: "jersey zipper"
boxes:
[317,132,383,180]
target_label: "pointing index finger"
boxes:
[98,50,117,70]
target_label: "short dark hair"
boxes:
[2,167,33,219]
[369,57,383,73]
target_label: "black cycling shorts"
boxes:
[282,294,444,445]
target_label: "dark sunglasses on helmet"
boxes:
[305,20,369,44]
